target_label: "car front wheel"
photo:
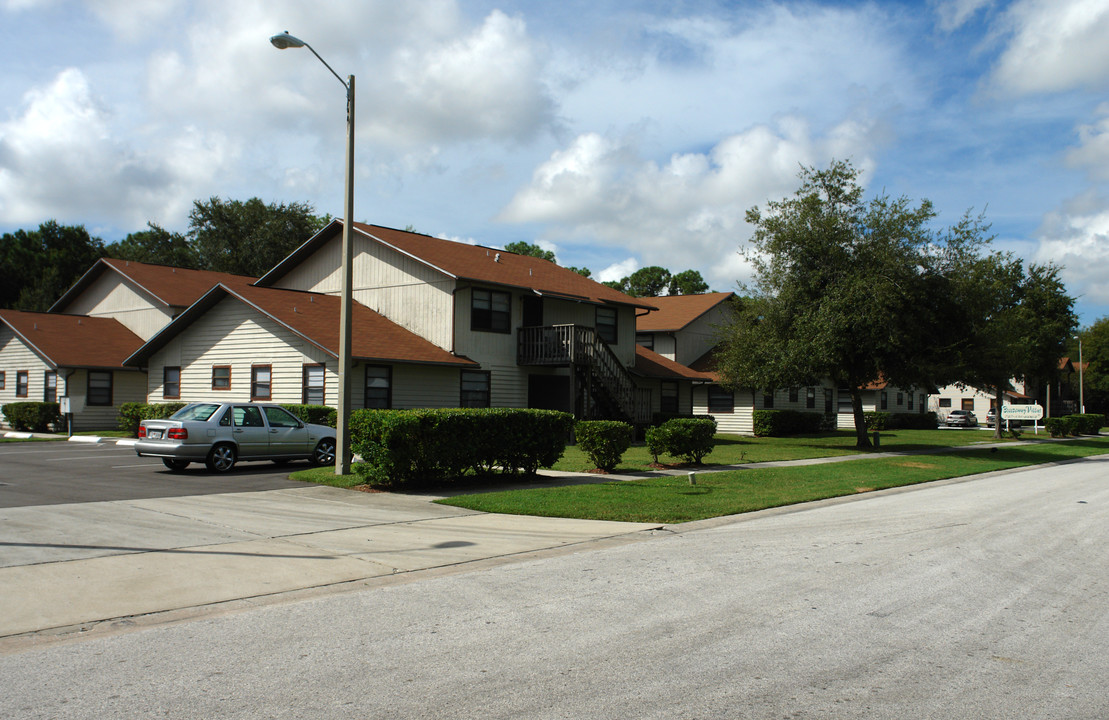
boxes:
[313,438,336,466]
[162,458,190,472]
[206,444,237,473]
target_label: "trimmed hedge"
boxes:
[752,409,823,437]
[281,404,336,427]
[575,420,634,472]
[350,408,573,487]
[864,412,890,431]
[1047,413,1105,437]
[1,402,61,432]
[117,402,187,435]
[645,417,717,465]
[887,411,939,430]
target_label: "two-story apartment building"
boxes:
[119,221,706,422]
[1,260,256,431]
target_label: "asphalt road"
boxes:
[0,439,304,507]
[3,455,1107,719]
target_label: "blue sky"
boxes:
[2,0,1108,325]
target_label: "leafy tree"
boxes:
[105,223,198,269]
[604,266,711,296]
[0,221,104,311]
[957,255,1076,436]
[567,266,592,278]
[716,160,985,448]
[504,241,556,263]
[1072,318,1109,414]
[668,269,709,295]
[188,197,327,277]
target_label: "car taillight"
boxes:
[138,425,147,438]
[167,428,188,440]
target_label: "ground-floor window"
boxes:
[0,371,5,390]
[461,370,491,408]
[763,391,775,409]
[16,370,28,398]
[251,365,272,401]
[961,398,974,412]
[87,371,112,406]
[163,367,181,399]
[365,365,392,409]
[43,371,57,402]
[806,387,816,409]
[211,365,231,391]
[908,392,914,411]
[660,381,678,414]
[881,391,888,410]
[939,397,952,408]
[303,364,325,405]
[708,385,734,414]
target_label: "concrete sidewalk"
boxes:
[1,484,659,642]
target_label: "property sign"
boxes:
[1002,404,1044,421]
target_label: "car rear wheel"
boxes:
[162,459,190,472]
[313,438,336,466]
[206,443,237,473]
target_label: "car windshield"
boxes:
[170,403,222,422]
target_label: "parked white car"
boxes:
[134,402,336,472]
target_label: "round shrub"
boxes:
[574,420,633,472]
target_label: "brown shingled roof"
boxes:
[0,309,145,369]
[258,221,658,311]
[51,258,256,313]
[636,292,734,332]
[633,346,713,380]
[127,284,476,369]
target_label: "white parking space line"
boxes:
[46,454,139,462]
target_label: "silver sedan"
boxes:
[134,402,337,473]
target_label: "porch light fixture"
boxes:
[271,31,356,475]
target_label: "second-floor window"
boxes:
[636,333,654,350]
[472,289,511,333]
[596,306,618,344]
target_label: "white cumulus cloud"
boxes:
[499,115,876,292]
[989,0,1109,96]
[1034,193,1109,305]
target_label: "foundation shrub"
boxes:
[645,417,717,465]
[574,420,634,472]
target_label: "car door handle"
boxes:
[269,429,278,434]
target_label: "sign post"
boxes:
[1002,404,1045,434]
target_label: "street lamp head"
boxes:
[270,32,306,50]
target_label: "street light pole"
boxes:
[271,31,354,475]
[1072,333,1086,415]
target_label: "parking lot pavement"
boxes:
[0,441,659,641]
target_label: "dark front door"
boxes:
[529,374,571,412]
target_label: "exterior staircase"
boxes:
[517,325,638,422]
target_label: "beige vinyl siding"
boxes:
[674,306,729,366]
[352,362,462,409]
[0,329,52,421]
[61,368,147,432]
[488,363,529,408]
[271,233,456,350]
[692,384,753,434]
[145,297,335,405]
[56,272,174,341]
[651,334,677,361]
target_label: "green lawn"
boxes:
[437,436,1109,524]
[552,428,1025,473]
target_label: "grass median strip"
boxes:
[436,437,1109,524]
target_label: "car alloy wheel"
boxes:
[206,444,237,473]
[313,438,336,466]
